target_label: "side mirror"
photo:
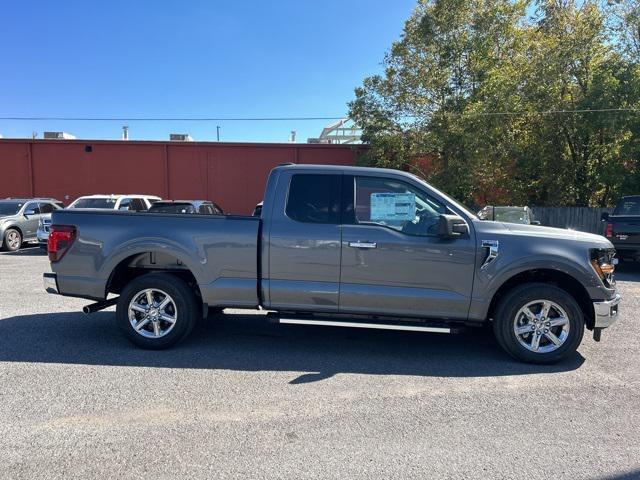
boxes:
[438,214,468,238]
[601,212,610,222]
[24,209,35,216]
[530,220,541,226]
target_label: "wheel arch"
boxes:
[3,224,23,238]
[106,251,203,301]
[487,269,595,330]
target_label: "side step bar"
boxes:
[278,318,451,334]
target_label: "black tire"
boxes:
[116,272,199,349]
[493,283,585,364]
[2,228,22,252]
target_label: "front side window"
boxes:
[199,204,214,215]
[354,176,446,236]
[285,174,341,224]
[118,198,132,211]
[39,203,55,214]
[25,202,41,214]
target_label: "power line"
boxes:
[0,108,636,123]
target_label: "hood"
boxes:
[475,220,613,248]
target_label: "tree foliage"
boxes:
[349,0,640,207]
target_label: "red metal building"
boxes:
[0,139,359,214]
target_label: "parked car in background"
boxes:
[602,195,640,262]
[0,198,64,251]
[148,200,224,215]
[477,205,540,225]
[44,164,619,364]
[37,194,161,251]
[67,194,161,211]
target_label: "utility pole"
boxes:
[216,126,220,142]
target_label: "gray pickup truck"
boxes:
[44,164,620,363]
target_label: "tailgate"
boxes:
[611,216,640,245]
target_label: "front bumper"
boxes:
[593,294,620,328]
[43,272,59,294]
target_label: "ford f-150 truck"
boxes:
[43,164,620,363]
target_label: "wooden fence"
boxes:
[531,207,614,235]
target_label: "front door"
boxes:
[267,172,343,312]
[22,201,42,238]
[339,174,476,320]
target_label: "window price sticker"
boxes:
[370,193,416,221]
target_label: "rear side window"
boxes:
[285,174,340,224]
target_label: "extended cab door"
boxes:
[266,172,342,312]
[339,174,476,320]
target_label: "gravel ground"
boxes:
[0,246,639,480]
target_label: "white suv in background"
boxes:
[38,194,161,251]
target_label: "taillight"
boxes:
[48,225,76,262]
[604,222,613,238]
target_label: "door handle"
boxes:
[348,241,377,249]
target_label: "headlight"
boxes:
[590,248,616,287]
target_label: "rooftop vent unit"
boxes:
[44,131,76,140]
[169,133,193,142]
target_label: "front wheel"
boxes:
[2,228,22,251]
[116,273,199,349]
[493,283,585,364]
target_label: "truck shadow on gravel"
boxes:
[0,311,584,383]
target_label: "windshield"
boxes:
[493,207,530,224]
[69,198,118,209]
[148,203,196,214]
[614,197,640,216]
[0,201,23,216]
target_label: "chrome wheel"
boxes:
[6,230,21,250]
[513,299,570,353]
[128,289,177,339]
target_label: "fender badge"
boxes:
[481,240,499,269]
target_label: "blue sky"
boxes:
[0,0,415,143]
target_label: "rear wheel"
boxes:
[2,229,22,251]
[116,273,199,349]
[493,283,585,364]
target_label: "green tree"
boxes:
[350,0,640,207]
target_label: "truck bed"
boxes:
[50,209,261,307]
